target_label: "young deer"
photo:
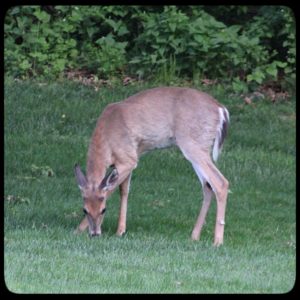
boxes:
[74,87,229,246]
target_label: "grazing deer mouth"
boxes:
[88,219,102,237]
[89,228,101,237]
[89,231,101,237]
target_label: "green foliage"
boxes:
[5,7,76,78]
[4,6,295,91]
[129,6,294,93]
[238,6,295,90]
[4,6,129,79]
[280,7,296,90]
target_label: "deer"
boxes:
[74,86,229,246]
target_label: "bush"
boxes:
[128,6,294,92]
[4,5,295,92]
[4,6,129,79]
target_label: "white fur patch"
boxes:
[191,162,207,186]
[181,148,210,189]
[212,107,229,162]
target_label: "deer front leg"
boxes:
[116,173,132,236]
[74,216,89,234]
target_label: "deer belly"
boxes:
[137,135,176,154]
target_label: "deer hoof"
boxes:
[213,238,223,247]
[116,229,126,236]
[191,231,200,241]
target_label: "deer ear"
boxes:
[99,167,119,191]
[74,164,87,190]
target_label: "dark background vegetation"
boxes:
[4,5,295,95]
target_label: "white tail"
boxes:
[212,107,229,162]
[75,87,229,246]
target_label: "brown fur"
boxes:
[75,87,229,245]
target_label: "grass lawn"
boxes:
[4,79,295,293]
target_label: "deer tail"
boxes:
[212,107,229,162]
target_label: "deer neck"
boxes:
[86,135,111,186]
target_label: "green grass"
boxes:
[4,79,295,293]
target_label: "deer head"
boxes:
[74,164,119,237]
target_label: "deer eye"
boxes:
[83,208,88,215]
[101,208,106,215]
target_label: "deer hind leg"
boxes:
[194,158,228,246]
[191,178,214,241]
[180,147,229,246]
[207,161,229,246]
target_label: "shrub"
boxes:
[4,6,129,79]
[4,5,295,92]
